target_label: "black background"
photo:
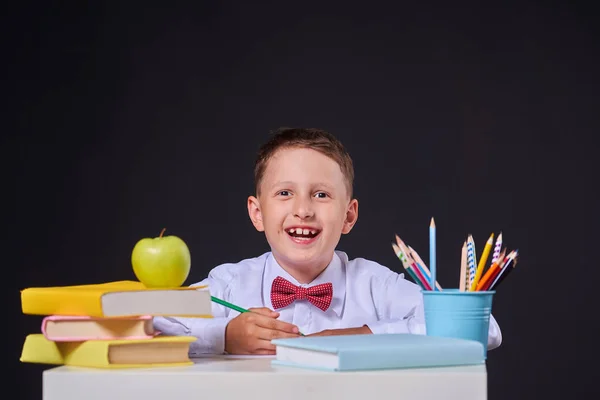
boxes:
[7,2,598,399]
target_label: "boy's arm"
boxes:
[152,271,235,355]
[365,272,503,350]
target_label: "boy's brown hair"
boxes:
[254,127,355,198]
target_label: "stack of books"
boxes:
[19,280,212,368]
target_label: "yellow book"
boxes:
[20,334,195,368]
[21,280,212,318]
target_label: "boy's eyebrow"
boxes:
[269,181,296,190]
[270,181,337,191]
[313,182,336,191]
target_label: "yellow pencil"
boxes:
[470,233,494,291]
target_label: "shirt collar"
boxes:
[262,252,346,317]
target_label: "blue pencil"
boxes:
[429,217,436,291]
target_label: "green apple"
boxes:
[131,228,191,288]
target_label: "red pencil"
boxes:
[488,250,518,290]
[395,235,432,290]
[476,249,507,291]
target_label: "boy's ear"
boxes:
[247,196,265,232]
[341,198,359,234]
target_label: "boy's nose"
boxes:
[293,198,314,219]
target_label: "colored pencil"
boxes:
[395,236,425,282]
[479,250,508,291]
[211,296,305,335]
[211,296,249,314]
[392,243,424,288]
[429,217,436,291]
[395,236,432,290]
[459,240,468,291]
[475,248,506,291]
[491,232,503,264]
[407,245,443,291]
[470,233,494,291]
[467,235,477,289]
[489,250,518,290]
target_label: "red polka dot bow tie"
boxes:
[270,276,333,312]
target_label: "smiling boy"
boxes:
[154,127,502,355]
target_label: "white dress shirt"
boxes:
[153,250,502,355]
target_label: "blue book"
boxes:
[271,333,484,371]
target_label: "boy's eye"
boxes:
[314,192,328,199]
[277,190,291,196]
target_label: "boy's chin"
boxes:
[277,250,335,270]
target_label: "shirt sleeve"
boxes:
[364,270,503,351]
[152,267,237,355]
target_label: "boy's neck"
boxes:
[273,253,334,284]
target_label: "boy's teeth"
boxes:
[288,228,319,236]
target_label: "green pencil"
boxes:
[211,296,249,313]
[392,242,425,289]
[210,296,304,336]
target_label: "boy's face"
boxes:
[247,147,358,283]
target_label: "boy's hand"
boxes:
[307,325,372,337]
[224,307,300,355]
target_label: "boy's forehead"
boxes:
[262,147,345,187]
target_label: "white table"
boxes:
[42,355,487,400]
